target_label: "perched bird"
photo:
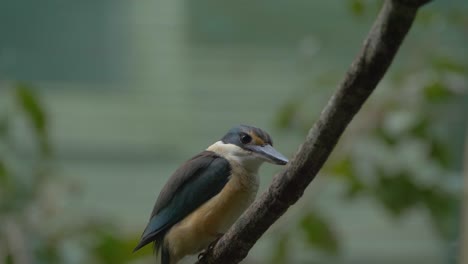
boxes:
[133,125,288,264]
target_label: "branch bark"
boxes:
[197,0,432,263]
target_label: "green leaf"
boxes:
[373,171,420,216]
[345,178,366,199]
[15,84,46,133]
[271,233,289,264]
[431,57,467,74]
[275,101,299,129]
[349,0,365,17]
[429,140,451,168]
[300,212,339,255]
[93,230,143,263]
[327,158,366,199]
[420,188,456,238]
[0,159,7,185]
[35,243,60,264]
[424,81,453,103]
[408,117,429,139]
[0,115,7,139]
[416,10,436,26]
[327,157,353,177]
[6,254,13,264]
[15,83,50,155]
[375,124,397,146]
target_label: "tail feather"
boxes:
[134,235,171,263]
[161,241,171,264]
[133,233,164,254]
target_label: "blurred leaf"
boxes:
[375,125,397,146]
[94,231,139,264]
[0,159,7,185]
[327,158,366,199]
[431,57,467,74]
[429,140,451,168]
[6,254,13,264]
[416,10,436,26]
[407,119,451,167]
[349,0,365,17]
[15,83,50,155]
[0,115,7,139]
[424,81,453,103]
[420,188,456,238]
[275,101,299,129]
[300,212,339,255]
[15,84,46,133]
[345,178,366,199]
[408,117,430,139]
[446,10,468,26]
[36,243,60,264]
[374,171,420,216]
[271,233,289,264]
[327,157,353,177]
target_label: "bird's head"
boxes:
[209,125,288,170]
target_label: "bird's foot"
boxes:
[207,236,221,251]
[197,234,223,260]
[198,250,207,260]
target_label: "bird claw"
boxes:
[197,235,223,260]
[198,250,206,260]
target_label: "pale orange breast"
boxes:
[199,176,256,235]
[165,171,258,261]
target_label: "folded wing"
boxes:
[133,151,231,252]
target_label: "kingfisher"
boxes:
[133,125,288,264]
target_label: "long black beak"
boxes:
[248,144,289,165]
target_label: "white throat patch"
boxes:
[206,141,264,173]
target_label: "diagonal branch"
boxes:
[196,0,432,263]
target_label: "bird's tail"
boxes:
[161,242,171,264]
[134,234,171,263]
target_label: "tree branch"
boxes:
[196,0,432,263]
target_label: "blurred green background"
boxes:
[1,0,467,263]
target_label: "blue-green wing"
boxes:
[134,151,231,252]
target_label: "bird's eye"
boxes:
[240,133,252,144]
